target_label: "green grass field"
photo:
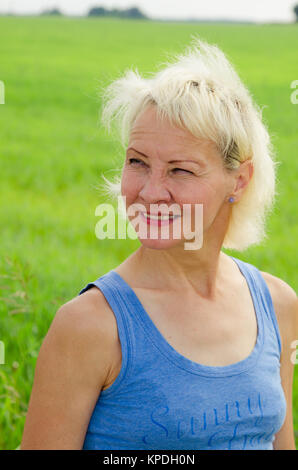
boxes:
[0,16,297,450]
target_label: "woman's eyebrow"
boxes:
[126,147,149,158]
[170,159,203,165]
[126,147,204,165]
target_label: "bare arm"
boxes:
[261,272,298,450]
[21,288,119,449]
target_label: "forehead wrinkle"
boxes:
[130,126,199,142]
[129,127,216,152]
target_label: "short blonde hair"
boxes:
[99,37,278,251]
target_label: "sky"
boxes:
[0,0,297,22]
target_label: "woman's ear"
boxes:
[232,160,254,202]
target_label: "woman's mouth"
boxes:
[140,212,181,226]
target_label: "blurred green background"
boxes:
[0,16,297,450]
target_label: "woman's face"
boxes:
[121,104,233,250]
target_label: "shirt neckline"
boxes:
[110,255,265,377]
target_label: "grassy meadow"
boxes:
[0,16,297,450]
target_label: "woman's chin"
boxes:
[138,237,184,250]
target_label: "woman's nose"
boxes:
[138,175,172,204]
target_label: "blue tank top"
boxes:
[78,255,286,450]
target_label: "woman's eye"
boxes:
[172,168,194,175]
[128,158,145,166]
[128,159,193,175]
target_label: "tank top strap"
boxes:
[230,256,282,358]
[78,272,136,396]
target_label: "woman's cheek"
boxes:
[121,172,138,201]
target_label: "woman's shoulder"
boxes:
[259,270,298,351]
[260,270,297,315]
[55,285,118,340]
[45,286,121,389]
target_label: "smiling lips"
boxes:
[140,211,181,226]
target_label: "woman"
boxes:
[21,39,297,450]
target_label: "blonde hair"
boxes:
[99,37,278,251]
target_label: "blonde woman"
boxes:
[21,39,297,450]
